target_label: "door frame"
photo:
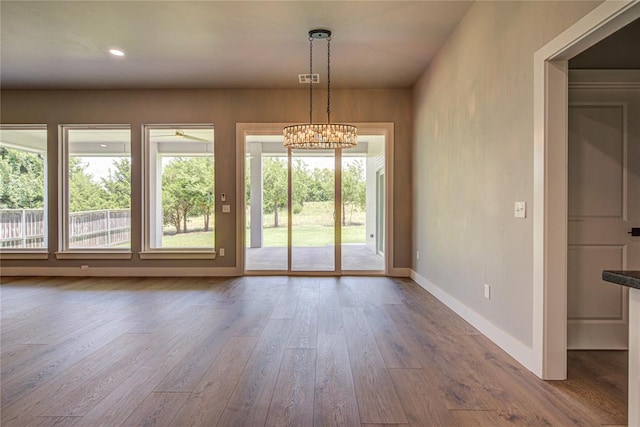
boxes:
[376,169,385,256]
[533,0,640,379]
[235,122,395,276]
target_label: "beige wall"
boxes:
[412,1,601,347]
[1,88,412,271]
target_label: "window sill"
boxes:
[139,250,217,260]
[55,251,133,260]
[0,251,50,260]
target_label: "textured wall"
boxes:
[412,1,602,347]
[1,88,412,270]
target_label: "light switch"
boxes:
[514,201,526,218]
[222,204,231,213]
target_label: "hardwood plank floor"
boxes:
[265,348,316,427]
[217,319,293,426]
[0,276,628,426]
[314,333,361,426]
[342,307,408,424]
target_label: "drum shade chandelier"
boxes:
[283,29,357,149]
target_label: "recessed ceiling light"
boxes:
[100,144,107,147]
[109,49,125,57]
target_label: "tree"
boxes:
[101,158,131,209]
[307,167,333,202]
[341,160,366,225]
[189,157,215,232]
[262,157,287,227]
[0,147,45,209]
[292,159,310,207]
[68,158,108,212]
[162,158,198,233]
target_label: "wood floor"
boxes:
[0,276,627,426]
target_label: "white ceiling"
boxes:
[0,1,473,90]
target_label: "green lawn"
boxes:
[162,231,215,247]
[248,224,365,247]
[248,200,366,247]
[161,224,364,248]
[161,201,367,248]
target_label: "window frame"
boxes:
[140,124,216,260]
[57,124,132,260]
[0,124,49,259]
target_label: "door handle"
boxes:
[629,227,640,236]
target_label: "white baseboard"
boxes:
[410,269,536,375]
[0,267,242,277]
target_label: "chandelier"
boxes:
[283,29,357,149]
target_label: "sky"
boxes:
[79,157,121,181]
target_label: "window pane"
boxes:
[146,127,215,249]
[0,126,47,249]
[66,128,131,249]
[342,136,385,271]
[244,135,289,270]
[291,150,335,271]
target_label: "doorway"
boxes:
[567,95,638,349]
[239,123,390,275]
[533,2,640,380]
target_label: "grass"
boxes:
[161,201,368,248]
[162,231,215,248]
[248,224,365,247]
[161,224,364,248]
[248,200,366,247]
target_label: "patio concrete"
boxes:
[245,244,384,271]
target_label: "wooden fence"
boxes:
[0,209,130,249]
[0,209,45,248]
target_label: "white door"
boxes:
[567,87,640,349]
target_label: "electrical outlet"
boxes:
[219,248,225,257]
[484,283,491,299]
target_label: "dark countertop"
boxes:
[602,270,640,290]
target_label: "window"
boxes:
[0,125,47,252]
[143,125,215,257]
[60,126,131,254]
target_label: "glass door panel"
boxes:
[245,137,288,270]
[291,149,335,271]
[342,136,385,271]
[242,129,387,274]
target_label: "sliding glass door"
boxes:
[291,149,335,271]
[243,130,385,274]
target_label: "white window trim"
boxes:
[58,124,132,258]
[141,124,216,258]
[0,124,49,258]
[0,251,50,260]
[55,250,132,260]
[139,250,216,260]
